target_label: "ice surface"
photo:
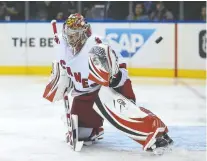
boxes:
[0,76,206,161]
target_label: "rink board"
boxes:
[0,22,206,78]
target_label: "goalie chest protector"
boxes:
[58,35,101,92]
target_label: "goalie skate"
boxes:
[146,132,174,155]
[82,127,104,146]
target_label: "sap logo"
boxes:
[105,29,155,57]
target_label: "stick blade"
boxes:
[74,141,84,152]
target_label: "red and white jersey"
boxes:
[54,34,126,96]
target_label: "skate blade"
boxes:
[153,145,173,155]
[83,137,104,146]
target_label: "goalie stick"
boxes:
[51,19,60,44]
[51,19,58,36]
[63,91,84,151]
[50,20,83,151]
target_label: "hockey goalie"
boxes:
[43,13,173,154]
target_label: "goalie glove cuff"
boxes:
[109,68,128,88]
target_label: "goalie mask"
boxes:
[62,13,92,55]
[88,44,119,86]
